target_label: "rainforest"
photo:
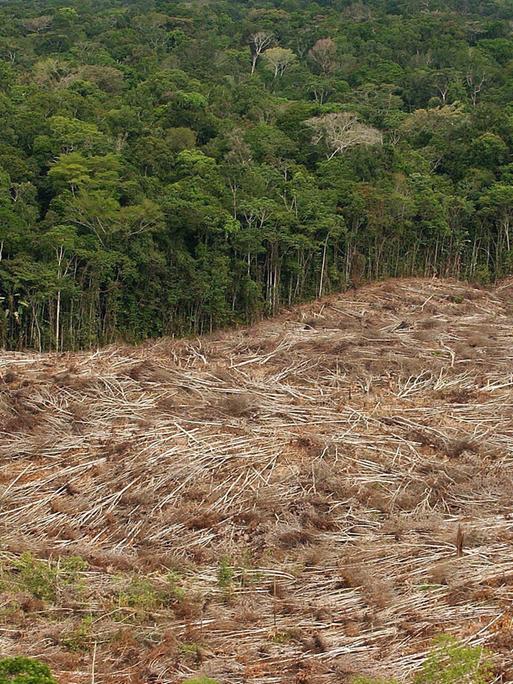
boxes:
[0,0,513,349]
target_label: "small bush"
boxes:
[351,636,493,684]
[415,635,492,684]
[0,657,56,683]
[115,571,188,615]
[117,577,162,610]
[13,554,57,602]
[217,557,234,588]
[179,643,203,665]
[166,571,186,601]
[60,555,88,593]
[62,615,94,652]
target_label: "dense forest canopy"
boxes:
[0,0,513,349]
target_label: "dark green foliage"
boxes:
[0,657,56,684]
[1,0,513,350]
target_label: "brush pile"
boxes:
[1,278,513,684]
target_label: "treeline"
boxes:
[1,0,513,349]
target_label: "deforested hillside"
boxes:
[1,278,513,683]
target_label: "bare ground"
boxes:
[1,277,513,683]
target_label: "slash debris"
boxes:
[1,277,513,683]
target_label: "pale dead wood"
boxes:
[0,277,513,682]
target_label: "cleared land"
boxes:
[1,278,513,683]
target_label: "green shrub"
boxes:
[60,555,88,580]
[0,657,56,683]
[117,577,162,610]
[415,635,492,684]
[351,636,493,684]
[61,615,94,652]
[183,678,220,684]
[217,557,234,589]
[179,642,203,663]
[13,554,57,602]
[166,571,186,601]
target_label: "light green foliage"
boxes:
[167,571,186,601]
[3,554,89,603]
[60,555,88,576]
[174,91,208,110]
[49,116,107,153]
[351,636,493,684]
[116,572,186,611]
[58,555,89,596]
[179,642,204,665]
[61,615,94,652]
[12,554,58,602]
[217,558,234,589]
[183,678,220,684]
[180,643,201,656]
[415,635,493,684]
[262,47,297,78]
[269,630,292,644]
[117,577,162,610]
[0,657,56,683]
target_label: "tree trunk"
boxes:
[318,235,329,298]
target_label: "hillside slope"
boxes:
[1,278,513,683]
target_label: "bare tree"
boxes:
[263,47,297,79]
[249,31,274,75]
[434,70,452,104]
[294,28,313,59]
[308,37,337,75]
[462,48,490,108]
[23,15,53,33]
[306,112,382,160]
[466,70,486,107]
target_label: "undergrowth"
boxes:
[0,554,88,603]
[352,636,493,684]
[0,657,56,683]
